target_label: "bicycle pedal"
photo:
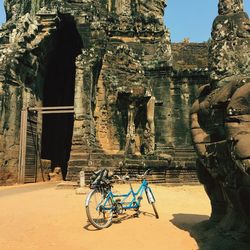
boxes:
[133,212,140,218]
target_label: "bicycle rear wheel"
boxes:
[85,189,113,229]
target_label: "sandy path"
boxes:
[0,183,210,250]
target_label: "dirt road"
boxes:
[0,183,210,250]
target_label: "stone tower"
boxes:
[0,0,176,184]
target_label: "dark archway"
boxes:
[41,15,83,179]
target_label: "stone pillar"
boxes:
[67,51,100,180]
[70,54,93,154]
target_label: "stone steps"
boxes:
[67,153,199,185]
[69,153,90,160]
[82,168,199,185]
[173,157,197,161]
[68,158,90,167]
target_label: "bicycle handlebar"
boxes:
[112,169,151,182]
[90,169,113,187]
[90,168,151,187]
[136,169,151,180]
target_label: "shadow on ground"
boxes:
[171,214,250,250]
[84,210,155,231]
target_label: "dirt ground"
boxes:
[0,182,211,250]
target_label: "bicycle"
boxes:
[85,168,159,229]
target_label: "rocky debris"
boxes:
[191,0,250,246]
[48,166,63,181]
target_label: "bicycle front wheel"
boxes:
[85,189,114,229]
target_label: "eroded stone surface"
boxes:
[191,0,250,244]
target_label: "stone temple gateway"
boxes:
[1,0,250,246]
[1,0,208,184]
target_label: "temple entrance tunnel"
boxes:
[41,15,83,179]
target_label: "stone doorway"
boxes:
[41,15,83,180]
[18,106,75,183]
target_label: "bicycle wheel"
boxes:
[85,189,114,229]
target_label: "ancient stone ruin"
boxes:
[0,0,210,185]
[191,0,250,246]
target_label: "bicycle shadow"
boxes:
[84,210,155,231]
[83,222,100,231]
[112,210,155,224]
[170,214,250,250]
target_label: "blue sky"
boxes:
[165,0,250,42]
[0,0,249,42]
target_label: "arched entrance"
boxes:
[41,15,83,180]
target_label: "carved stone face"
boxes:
[212,17,232,41]
[236,14,250,38]
[4,1,21,20]
[137,0,166,17]
[218,0,243,15]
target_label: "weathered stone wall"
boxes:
[171,42,209,148]
[0,7,60,183]
[172,42,209,70]
[153,42,210,170]
[68,0,173,179]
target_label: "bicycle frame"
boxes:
[99,179,155,212]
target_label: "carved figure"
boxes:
[125,101,137,155]
[114,0,132,16]
[136,0,165,18]
[145,96,155,155]
[218,0,243,14]
[191,0,250,239]
[4,0,22,20]
[4,0,46,20]
[124,95,156,156]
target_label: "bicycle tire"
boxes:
[151,202,159,219]
[85,189,113,229]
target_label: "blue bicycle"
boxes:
[85,169,159,229]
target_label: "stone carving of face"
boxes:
[236,14,250,38]
[212,18,232,41]
[138,0,166,17]
[4,1,21,20]
[218,0,243,15]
